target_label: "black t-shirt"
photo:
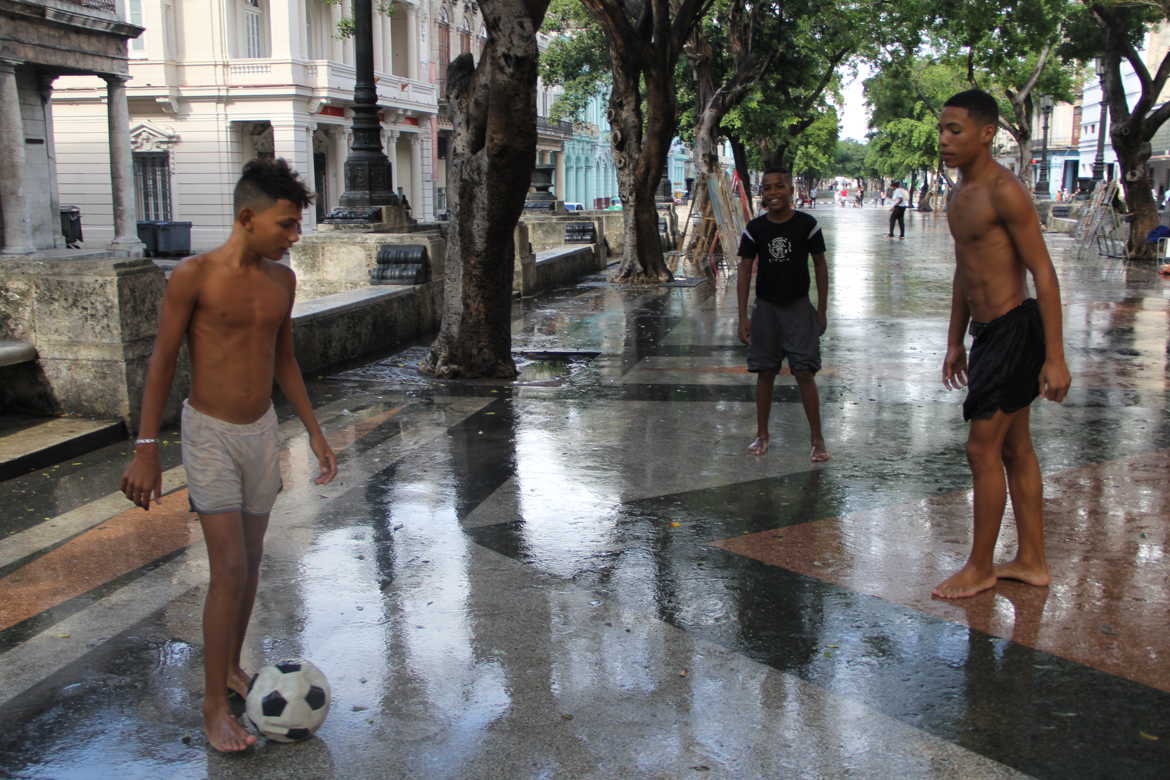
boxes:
[737,211,826,304]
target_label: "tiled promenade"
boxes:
[0,206,1167,778]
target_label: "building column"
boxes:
[555,150,566,202]
[385,128,401,191]
[103,74,145,256]
[38,73,62,248]
[0,60,33,254]
[271,117,314,225]
[269,0,304,59]
[406,8,419,80]
[410,131,422,212]
[302,124,317,232]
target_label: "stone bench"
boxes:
[290,284,441,375]
[0,340,41,414]
[520,244,601,296]
[0,340,37,368]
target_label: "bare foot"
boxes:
[227,668,252,700]
[810,442,830,462]
[204,705,256,752]
[932,564,996,599]
[748,436,769,456]
[995,559,1051,587]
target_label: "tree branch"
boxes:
[1019,44,1051,101]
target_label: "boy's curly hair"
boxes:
[233,157,314,215]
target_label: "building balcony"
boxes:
[73,58,441,115]
[537,116,574,138]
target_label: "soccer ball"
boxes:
[245,659,331,742]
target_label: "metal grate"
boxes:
[133,152,172,222]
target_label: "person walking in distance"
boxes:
[888,181,909,237]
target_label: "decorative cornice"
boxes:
[129,121,179,151]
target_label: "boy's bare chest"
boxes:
[946,188,1000,245]
[196,276,289,333]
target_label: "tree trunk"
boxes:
[1013,130,1033,191]
[421,0,548,378]
[728,134,751,199]
[611,66,674,283]
[1113,129,1157,260]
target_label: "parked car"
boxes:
[563,202,586,211]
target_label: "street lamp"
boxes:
[329,0,397,219]
[1092,58,1107,181]
[1035,95,1053,199]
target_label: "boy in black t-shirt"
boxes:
[736,168,830,462]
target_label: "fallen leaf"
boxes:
[671,522,681,528]
[57,633,70,639]
[1140,731,1159,741]
[679,669,688,677]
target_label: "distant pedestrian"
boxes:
[935,88,1069,599]
[736,167,830,463]
[879,189,887,206]
[888,181,909,237]
[809,187,818,207]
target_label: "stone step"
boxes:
[0,415,126,481]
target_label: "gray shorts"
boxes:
[182,400,282,516]
[748,297,822,374]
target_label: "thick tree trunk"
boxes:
[1114,130,1157,260]
[421,0,547,378]
[611,67,674,283]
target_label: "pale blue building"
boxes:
[559,93,692,207]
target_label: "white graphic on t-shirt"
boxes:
[767,235,792,263]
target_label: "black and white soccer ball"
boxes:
[245,659,331,742]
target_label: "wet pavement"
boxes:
[1,206,1168,778]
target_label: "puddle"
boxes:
[327,347,599,388]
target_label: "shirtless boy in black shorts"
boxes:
[737,168,830,462]
[934,90,1071,599]
[121,159,338,749]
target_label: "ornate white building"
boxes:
[50,0,438,249]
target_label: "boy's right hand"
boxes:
[121,449,163,510]
[942,345,968,390]
[738,317,751,345]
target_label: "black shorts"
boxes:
[748,297,822,374]
[963,298,1046,422]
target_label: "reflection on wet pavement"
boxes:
[1,208,1169,778]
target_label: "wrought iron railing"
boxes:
[537,117,573,135]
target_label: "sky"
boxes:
[836,62,873,142]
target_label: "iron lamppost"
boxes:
[1035,95,1053,199]
[1092,58,1108,182]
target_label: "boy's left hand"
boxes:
[310,433,338,484]
[1039,359,1071,403]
